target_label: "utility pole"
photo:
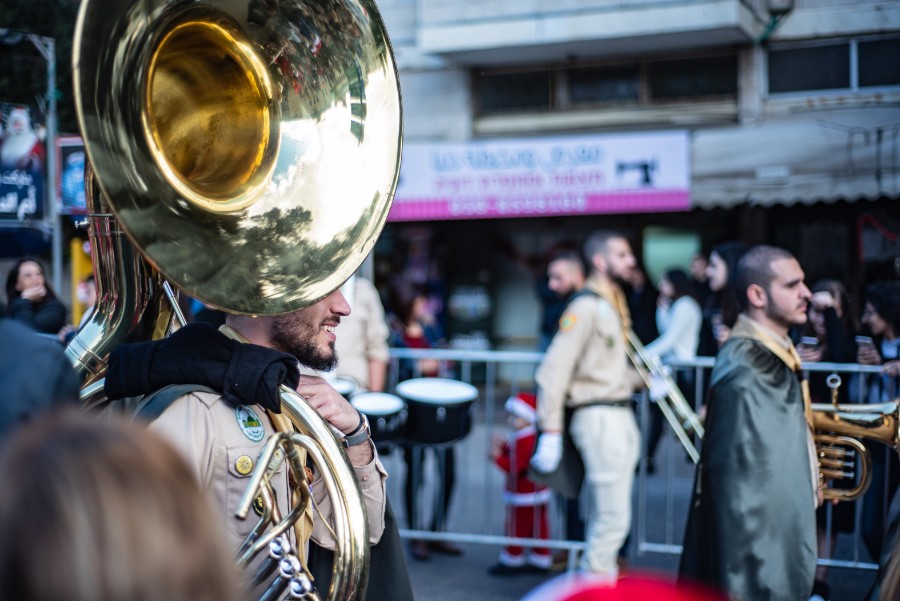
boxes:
[30,34,61,293]
[0,29,61,293]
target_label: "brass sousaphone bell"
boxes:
[67,0,402,598]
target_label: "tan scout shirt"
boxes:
[535,278,633,433]
[335,277,390,390]
[148,391,388,573]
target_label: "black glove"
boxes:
[104,323,299,413]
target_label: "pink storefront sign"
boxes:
[388,130,690,222]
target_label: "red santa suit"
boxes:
[495,392,552,569]
[1,107,44,171]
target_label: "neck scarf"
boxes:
[730,315,820,505]
[587,275,632,335]
[730,315,814,429]
[220,324,314,560]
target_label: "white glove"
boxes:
[530,432,563,473]
[649,373,668,402]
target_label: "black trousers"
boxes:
[645,370,695,462]
[403,444,456,531]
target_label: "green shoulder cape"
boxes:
[678,335,817,601]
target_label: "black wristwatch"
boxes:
[342,413,371,448]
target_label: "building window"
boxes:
[648,55,738,100]
[475,52,736,115]
[568,65,640,105]
[858,38,900,88]
[477,70,552,114]
[768,37,900,94]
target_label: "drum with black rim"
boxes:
[395,378,477,445]
[350,391,407,444]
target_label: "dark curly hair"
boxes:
[5,256,58,309]
[708,241,748,327]
[865,280,900,335]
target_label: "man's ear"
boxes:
[591,253,606,274]
[746,284,767,310]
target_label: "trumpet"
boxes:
[625,330,705,463]
[812,374,900,502]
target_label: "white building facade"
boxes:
[372,0,899,349]
[380,0,900,206]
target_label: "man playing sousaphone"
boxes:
[679,245,818,601]
[102,288,413,600]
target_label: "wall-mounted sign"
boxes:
[389,130,689,221]
[58,135,86,215]
[0,103,45,222]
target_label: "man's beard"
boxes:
[765,297,807,329]
[271,315,338,372]
[609,269,631,290]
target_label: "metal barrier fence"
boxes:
[380,347,895,572]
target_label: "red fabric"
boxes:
[504,504,550,558]
[494,429,547,496]
[495,428,550,559]
[403,333,439,377]
[542,575,726,601]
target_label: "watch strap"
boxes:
[342,414,371,448]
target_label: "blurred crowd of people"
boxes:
[2,240,898,601]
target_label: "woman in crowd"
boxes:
[643,268,702,473]
[0,410,241,601]
[795,279,859,601]
[698,242,747,356]
[389,283,462,561]
[797,279,859,400]
[5,256,67,336]
[857,280,900,565]
[858,281,900,402]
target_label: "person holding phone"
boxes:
[795,279,859,601]
[858,281,900,403]
[797,280,859,396]
[857,281,900,565]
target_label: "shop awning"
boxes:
[691,106,900,208]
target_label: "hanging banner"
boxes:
[0,103,46,222]
[388,130,690,221]
[58,135,87,215]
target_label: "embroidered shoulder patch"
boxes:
[559,313,577,332]
[234,405,265,442]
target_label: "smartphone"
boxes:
[799,336,819,347]
[855,335,876,350]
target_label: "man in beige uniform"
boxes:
[145,288,387,586]
[334,274,390,392]
[531,230,641,580]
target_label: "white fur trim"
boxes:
[498,550,526,566]
[527,552,553,568]
[505,396,536,423]
[504,489,553,506]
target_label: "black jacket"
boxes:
[0,318,79,440]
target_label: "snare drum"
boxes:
[396,378,478,445]
[332,377,358,401]
[350,392,406,443]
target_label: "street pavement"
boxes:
[377,417,880,601]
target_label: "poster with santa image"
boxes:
[0,103,46,222]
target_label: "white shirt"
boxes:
[645,296,702,362]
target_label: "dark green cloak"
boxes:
[678,335,817,601]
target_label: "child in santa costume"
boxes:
[488,392,552,575]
